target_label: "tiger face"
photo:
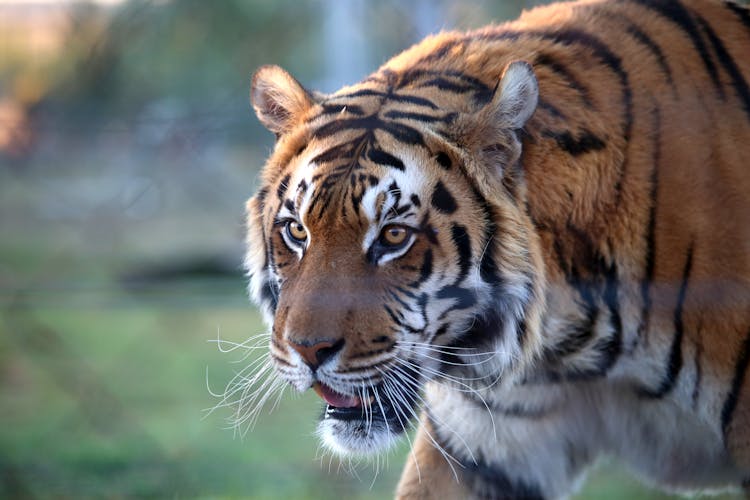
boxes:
[245,62,546,455]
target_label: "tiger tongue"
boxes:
[313,382,360,408]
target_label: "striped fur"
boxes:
[244,0,750,497]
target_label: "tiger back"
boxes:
[242,0,750,497]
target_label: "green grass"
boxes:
[0,283,743,499]
[0,285,406,498]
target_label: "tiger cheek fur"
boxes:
[243,0,750,497]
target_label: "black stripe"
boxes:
[534,53,593,107]
[436,285,476,310]
[551,307,598,357]
[639,244,694,398]
[256,187,268,212]
[398,68,493,93]
[536,28,631,198]
[409,249,433,288]
[433,323,450,339]
[384,303,405,324]
[721,327,750,434]
[695,13,750,123]
[617,16,675,89]
[435,152,452,170]
[265,238,279,312]
[312,192,333,221]
[692,333,704,409]
[451,224,472,281]
[312,116,380,139]
[478,214,500,286]
[276,174,291,200]
[639,104,660,343]
[270,351,292,368]
[431,181,457,214]
[725,1,750,34]
[316,103,365,118]
[600,261,623,373]
[537,29,632,138]
[625,0,724,98]
[542,129,607,156]
[516,318,528,349]
[490,27,631,150]
[444,306,502,359]
[367,148,405,171]
[333,88,384,100]
[418,77,478,94]
[405,72,494,103]
[260,279,279,312]
[380,121,425,146]
[427,412,546,499]
[332,84,437,108]
[383,110,451,123]
[310,140,358,164]
[462,460,546,500]
[385,93,440,109]
[414,38,464,65]
[536,29,628,99]
[537,98,566,120]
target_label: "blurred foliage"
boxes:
[43,0,322,142]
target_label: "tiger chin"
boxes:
[241,0,750,498]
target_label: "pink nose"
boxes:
[288,338,345,368]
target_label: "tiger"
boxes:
[241,0,750,497]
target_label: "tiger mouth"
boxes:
[313,379,419,433]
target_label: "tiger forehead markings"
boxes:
[237,0,750,498]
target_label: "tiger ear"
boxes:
[492,60,539,131]
[452,61,538,196]
[251,65,315,136]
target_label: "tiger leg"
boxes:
[395,418,474,500]
[396,386,598,499]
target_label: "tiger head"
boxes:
[244,60,546,455]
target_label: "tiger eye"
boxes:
[381,225,409,246]
[286,221,307,243]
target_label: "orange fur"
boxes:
[245,0,750,496]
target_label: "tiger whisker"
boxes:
[388,363,478,465]
[395,354,503,396]
[373,377,422,484]
[235,377,287,436]
[397,344,502,367]
[380,371,463,482]
[394,343,505,382]
[393,357,498,440]
[208,331,270,352]
[393,352,494,385]
[399,340,500,353]
[204,357,274,417]
[232,375,279,422]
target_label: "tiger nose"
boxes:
[288,338,345,369]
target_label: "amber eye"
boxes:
[379,225,410,247]
[285,220,308,244]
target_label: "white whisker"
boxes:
[380,374,462,482]
[389,364,478,465]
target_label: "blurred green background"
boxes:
[0,0,744,498]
